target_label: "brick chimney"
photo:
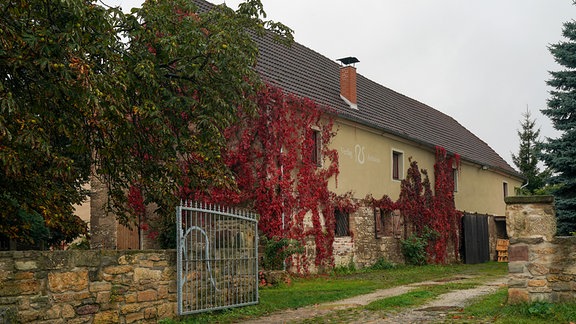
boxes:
[337,57,359,109]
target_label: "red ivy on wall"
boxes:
[183,84,354,271]
[431,146,462,263]
[366,147,462,264]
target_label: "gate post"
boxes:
[505,195,556,304]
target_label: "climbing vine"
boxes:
[366,147,461,264]
[431,146,462,263]
[183,84,352,271]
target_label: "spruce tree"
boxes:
[512,110,549,194]
[541,19,576,235]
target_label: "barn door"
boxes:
[462,213,490,264]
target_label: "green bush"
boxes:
[400,234,428,265]
[261,236,304,270]
[400,228,438,266]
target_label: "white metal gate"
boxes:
[176,201,259,315]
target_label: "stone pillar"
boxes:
[506,196,556,241]
[505,196,556,304]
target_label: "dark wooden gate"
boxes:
[462,213,490,264]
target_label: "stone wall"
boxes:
[0,250,176,323]
[334,207,404,268]
[505,196,576,304]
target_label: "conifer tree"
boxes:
[511,110,549,194]
[541,18,576,235]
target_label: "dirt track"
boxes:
[239,276,507,323]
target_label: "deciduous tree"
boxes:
[0,0,292,247]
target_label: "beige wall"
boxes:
[328,118,522,216]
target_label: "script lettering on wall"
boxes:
[340,144,382,165]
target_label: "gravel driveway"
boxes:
[239,276,507,323]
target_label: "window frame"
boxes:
[392,150,404,181]
[311,128,322,167]
[374,208,401,238]
[452,168,459,193]
[334,209,350,237]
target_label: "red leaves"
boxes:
[187,84,343,271]
[128,185,145,217]
[367,148,461,264]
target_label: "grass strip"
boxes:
[458,286,576,323]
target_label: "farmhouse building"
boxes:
[88,0,523,268]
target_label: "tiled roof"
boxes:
[195,0,520,177]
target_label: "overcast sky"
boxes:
[111,0,575,168]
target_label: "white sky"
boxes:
[109,0,575,168]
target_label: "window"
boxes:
[334,209,350,237]
[375,208,402,238]
[311,129,322,167]
[503,182,508,198]
[392,150,403,180]
[452,168,459,192]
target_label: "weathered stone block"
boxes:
[530,292,552,303]
[93,310,120,323]
[76,303,99,315]
[508,262,525,273]
[125,292,137,303]
[120,303,141,315]
[547,274,573,282]
[508,278,527,288]
[137,289,157,302]
[550,281,572,292]
[133,267,161,283]
[30,295,50,309]
[48,270,88,293]
[144,307,157,319]
[18,279,42,295]
[90,281,112,292]
[15,271,34,280]
[157,303,175,318]
[72,251,102,267]
[527,263,549,276]
[125,311,144,324]
[96,291,111,304]
[19,309,42,322]
[103,265,133,275]
[45,305,61,319]
[52,292,91,304]
[15,261,37,271]
[118,254,137,265]
[551,291,575,303]
[61,304,75,318]
[508,288,530,304]
[509,245,528,262]
[528,286,552,293]
[41,252,72,270]
[528,279,547,287]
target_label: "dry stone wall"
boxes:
[0,250,177,323]
[506,195,576,304]
[337,207,404,268]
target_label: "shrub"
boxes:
[400,228,438,266]
[261,236,304,270]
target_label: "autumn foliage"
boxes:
[367,147,462,264]
[180,84,351,271]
